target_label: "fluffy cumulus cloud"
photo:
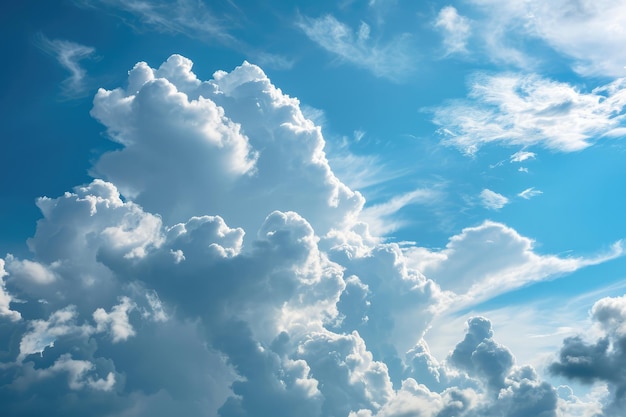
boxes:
[433,73,626,154]
[1,54,624,416]
[90,54,363,235]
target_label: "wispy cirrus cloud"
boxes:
[35,34,95,98]
[75,0,295,70]
[76,0,235,44]
[518,187,543,200]
[433,73,626,154]
[469,0,626,77]
[297,14,413,81]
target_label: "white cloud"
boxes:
[5,255,57,284]
[591,294,626,336]
[13,353,115,392]
[90,54,363,235]
[35,34,95,97]
[93,296,136,343]
[469,0,626,77]
[404,221,626,306]
[433,74,626,154]
[510,150,536,163]
[297,15,413,80]
[2,54,623,416]
[479,189,508,210]
[18,306,91,362]
[518,187,543,200]
[0,259,21,321]
[435,6,471,55]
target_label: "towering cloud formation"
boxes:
[90,54,363,234]
[0,55,620,416]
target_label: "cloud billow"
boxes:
[0,54,622,417]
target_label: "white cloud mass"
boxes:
[1,55,624,417]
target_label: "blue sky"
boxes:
[2,1,626,416]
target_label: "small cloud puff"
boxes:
[480,188,508,210]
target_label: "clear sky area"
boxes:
[2,1,626,416]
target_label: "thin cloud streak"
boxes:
[35,34,96,98]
